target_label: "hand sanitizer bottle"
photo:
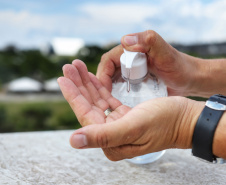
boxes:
[111,49,168,164]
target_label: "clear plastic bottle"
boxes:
[111,49,168,164]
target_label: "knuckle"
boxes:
[107,156,120,162]
[77,112,90,126]
[145,30,158,46]
[100,52,109,63]
[106,154,119,161]
[97,52,109,75]
[79,116,88,126]
[96,131,109,148]
[98,52,115,77]
[103,148,122,162]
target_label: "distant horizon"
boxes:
[1,0,226,50]
[2,38,226,51]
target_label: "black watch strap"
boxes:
[192,94,226,162]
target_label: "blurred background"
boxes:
[0,0,226,133]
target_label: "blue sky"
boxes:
[0,0,226,49]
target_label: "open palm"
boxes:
[58,60,131,126]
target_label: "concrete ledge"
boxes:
[1,130,226,184]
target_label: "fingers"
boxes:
[96,45,123,92]
[73,60,109,111]
[63,60,109,111]
[71,60,90,85]
[63,63,93,104]
[121,30,172,58]
[57,77,92,121]
[121,30,179,79]
[96,31,173,93]
[88,72,121,110]
[70,117,137,149]
[69,117,149,161]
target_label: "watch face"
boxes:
[205,100,226,111]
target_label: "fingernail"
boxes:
[124,36,137,46]
[71,134,88,148]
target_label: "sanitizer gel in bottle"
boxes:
[111,49,168,164]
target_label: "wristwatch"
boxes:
[192,94,226,164]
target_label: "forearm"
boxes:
[186,55,226,98]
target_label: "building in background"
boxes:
[41,38,84,56]
[172,42,226,58]
[7,77,43,93]
[44,78,61,93]
[6,77,62,94]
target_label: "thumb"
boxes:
[70,119,133,149]
[121,30,169,56]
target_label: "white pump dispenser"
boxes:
[120,49,147,80]
[124,49,136,68]
[111,49,167,164]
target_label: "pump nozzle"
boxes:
[123,49,139,69]
[120,49,147,80]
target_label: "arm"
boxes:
[97,30,226,98]
[188,56,226,97]
[69,95,226,161]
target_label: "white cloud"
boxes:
[160,0,226,43]
[0,0,226,49]
[0,10,76,48]
[79,3,157,24]
[77,0,226,44]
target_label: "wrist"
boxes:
[186,57,226,98]
[188,58,212,97]
[174,98,205,149]
[180,53,210,97]
[191,94,226,162]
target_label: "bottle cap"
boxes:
[120,49,148,80]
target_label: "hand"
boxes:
[97,30,201,96]
[68,95,204,161]
[58,60,131,126]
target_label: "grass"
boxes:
[0,100,81,133]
